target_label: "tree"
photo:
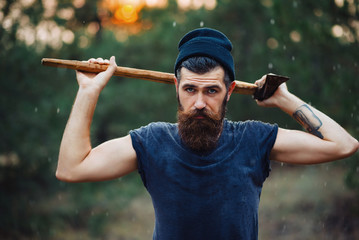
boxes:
[0,0,358,238]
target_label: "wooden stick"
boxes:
[41,58,257,95]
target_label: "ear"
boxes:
[226,81,236,101]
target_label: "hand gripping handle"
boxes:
[253,74,290,101]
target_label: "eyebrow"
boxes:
[182,84,196,89]
[181,84,222,89]
[206,85,222,89]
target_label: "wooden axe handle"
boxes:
[41,58,288,97]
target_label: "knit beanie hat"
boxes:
[174,28,235,81]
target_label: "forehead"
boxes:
[179,67,226,87]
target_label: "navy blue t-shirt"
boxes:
[130,120,278,240]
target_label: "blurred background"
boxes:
[0,0,358,239]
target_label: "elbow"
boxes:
[56,169,66,182]
[56,154,86,182]
[338,138,359,159]
[349,138,359,155]
[55,166,79,183]
[55,169,71,182]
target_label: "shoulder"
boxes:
[131,122,176,133]
[224,119,276,131]
[129,122,177,140]
[224,119,278,142]
[245,120,277,132]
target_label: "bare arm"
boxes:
[56,56,137,182]
[256,75,359,164]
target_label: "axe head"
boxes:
[253,74,289,101]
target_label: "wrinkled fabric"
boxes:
[130,120,278,240]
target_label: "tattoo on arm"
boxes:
[293,104,324,139]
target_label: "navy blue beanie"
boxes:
[174,28,235,81]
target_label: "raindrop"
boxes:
[283,45,287,50]
[268,63,273,69]
[270,19,275,25]
[200,21,204,27]
[323,181,327,187]
[173,21,176,27]
[293,1,298,8]
[34,107,38,112]
[356,167,359,172]
[57,107,60,114]
[281,162,284,167]
[292,56,295,61]
[281,224,287,233]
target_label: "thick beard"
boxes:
[177,97,227,153]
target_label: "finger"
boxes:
[88,57,104,64]
[96,58,112,65]
[255,80,264,87]
[88,57,111,65]
[104,56,117,77]
[255,75,267,86]
[255,99,264,106]
[107,56,117,71]
[97,56,117,82]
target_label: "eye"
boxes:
[185,88,195,93]
[208,88,217,94]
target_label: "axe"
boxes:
[41,58,289,100]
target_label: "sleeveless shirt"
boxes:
[130,120,278,239]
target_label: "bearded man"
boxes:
[56,28,359,239]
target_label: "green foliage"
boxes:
[0,0,358,238]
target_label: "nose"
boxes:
[194,93,206,110]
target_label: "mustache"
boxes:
[177,107,222,122]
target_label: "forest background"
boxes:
[1,0,359,239]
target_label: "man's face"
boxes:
[175,67,235,153]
